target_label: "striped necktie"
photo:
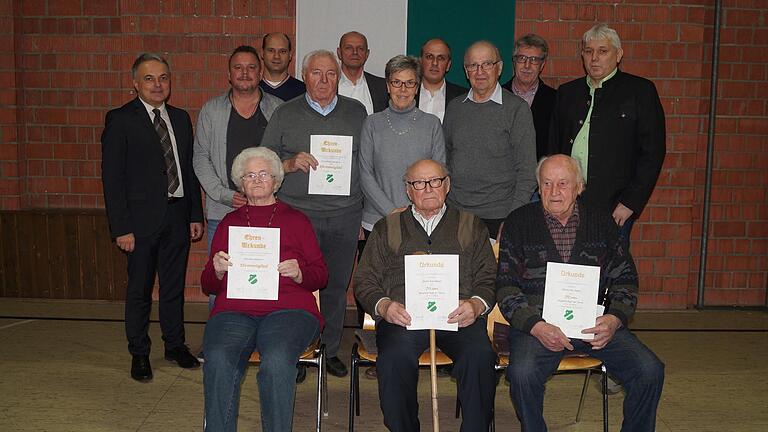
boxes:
[152,108,180,195]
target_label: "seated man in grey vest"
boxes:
[354,159,497,432]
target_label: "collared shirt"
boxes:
[338,71,374,115]
[375,203,489,316]
[571,67,619,177]
[510,78,540,107]
[138,98,184,197]
[418,81,447,122]
[463,82,503,105]
[543,203,580,263]
[305,93,338,116]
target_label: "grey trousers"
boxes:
[308,210,362,357]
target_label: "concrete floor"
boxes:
[0,299,767,431]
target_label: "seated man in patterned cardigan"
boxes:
[355,159,497,432]
[496,154,664,432]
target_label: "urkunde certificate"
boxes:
[226,227,280,300]
[542,262,601,340]
[308,135,353,196]
[404,254,459,331]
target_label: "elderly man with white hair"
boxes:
[496,154,664,432]
[261,49,368,377]
[549,23,666,247]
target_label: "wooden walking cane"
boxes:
[429,328,440,432]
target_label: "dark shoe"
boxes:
[196,349,205,364]
[326,356,348,377]
[131,355,153,382]
[296,365,307,383]
[165,346,201,369]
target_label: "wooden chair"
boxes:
[348,312,453,431]
[484,304,608,431]
[248,291,327,432]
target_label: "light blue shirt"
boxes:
[305,93,338,116]
[463,82,503,105]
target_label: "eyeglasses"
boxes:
[406,176,447,190]
[241,171,274,182]
[464,60,499,73]
[388,79,418,88]
[512,54,545,65]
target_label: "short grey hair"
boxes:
[384,55,421,83]
[301,49,339,76]
[583,24,622,51]
[230,147,285,193]
[403,159,451,182]
[514,33,549,58]
[536,155,586,188]
[132,53,169,79]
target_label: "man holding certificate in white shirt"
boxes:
[355,159,497,432]
[496,154,664,432]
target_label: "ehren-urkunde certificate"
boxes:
[226,226,280,300]
[405,254,459,331]
[308,135,353,196]
[542,262,600,340]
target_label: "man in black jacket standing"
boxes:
[101,53,204,381]
[549,24,666,245]
[337,31,388,114]
[502,33,556,161]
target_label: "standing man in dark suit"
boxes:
[416,38,467,123]
[337,31,388,114]
[548,24,666,245]
[101,53,204,382]
[502,34,557,161]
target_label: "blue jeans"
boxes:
[506,327,664,432]
[206,219,221,311]
[203,310,320,432]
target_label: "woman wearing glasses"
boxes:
[359,55,446,238]
[201,147,328,432]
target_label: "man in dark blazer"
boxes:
[337,31,389,114]
[416,38,467,122]
[502,34,557,161]
[101,53,204,382]
[548,24,665,245]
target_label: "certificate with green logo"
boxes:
[542,262,600,340]
[308,134,352,196]
[227,226,280,300]
[404,254,459,331]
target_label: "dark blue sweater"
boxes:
[496,201,638,333]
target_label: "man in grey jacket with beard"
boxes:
[193,45,282,306]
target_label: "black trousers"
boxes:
[125,199,190,355]
[375,318,497,432]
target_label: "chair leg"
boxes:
[349,343,358,432]
[575,369,592,423]
[316,345,325,432]
[322,347,328,417]
[601,364,609,432]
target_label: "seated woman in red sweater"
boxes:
[201,146,328,432]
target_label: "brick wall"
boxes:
[1,0,765,308]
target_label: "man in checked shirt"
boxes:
[496,154,664,432]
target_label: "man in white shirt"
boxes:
[336,30,388,114]
[416,38,467,122]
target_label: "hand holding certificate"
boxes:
[227,226,281,300]
[542,262,601,340]
[405,254,459,331]
[308,135,353,196]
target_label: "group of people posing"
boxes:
[101,22,666,432]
